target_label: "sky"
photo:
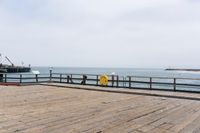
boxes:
[0,0,200,68]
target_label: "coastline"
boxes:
[166,68,200,72]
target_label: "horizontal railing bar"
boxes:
[52,73,99,76]
[127,75,200,80]
[52,77,200,86]
[127,76,173,79]
[52,73,120,77]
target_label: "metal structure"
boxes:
[5,56,14,66]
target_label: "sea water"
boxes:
[32,66,200,78]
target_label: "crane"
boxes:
[5,56,14,66]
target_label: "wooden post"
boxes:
[49,70,52,82]
[96,75,99,86]
[132,77,134,88]
[20,74,22,83]
[112,75,114,87]
[174,78,176,91]
[4,74,7,83]
[60,74,62,83]
[67,75,70,83]
[71,74,73,83]
[0,74,3,82]
[36,74,38,83]
[116,75,119,87]
[129,76,131,88]
[150,77,152,89]
[123,77,126,87]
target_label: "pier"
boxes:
[1,73,200,132]
[0,71,200,133]
[1,85,200,132]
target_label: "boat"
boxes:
[0,55,31,73]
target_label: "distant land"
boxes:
[166,68,200,72]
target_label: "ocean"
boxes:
[32,66,200,79]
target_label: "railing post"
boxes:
[49,70,52,82]
[116,75,119,87]
[129,76,131,88]
[4,74,7,83]
[174,78,176,91]
[67,75,70,83]
[150,77,152,89]
[96,75,99,86]
[71,74,73,83]
[20,74,22,83]
[36,74,38,83]
[123,77,126,87]
[60,74,62,83]
[112,75,114,87]
[0,74,3,82]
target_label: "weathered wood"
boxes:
[49,70,52,81]
[129,76,131,88]
[112,75,114,87]
[0,74,3,82]
[67,75,70,83]
[150,77,152,89]
[174,78,176,91]
[20,74,22,83]
[60,74,62,83]
[96,75,99,86]
[4,74,7,83]
[116,76,119,87]
[1,85,200,133]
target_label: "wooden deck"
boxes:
[1,85,200,133]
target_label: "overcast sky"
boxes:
[0,0,200,68]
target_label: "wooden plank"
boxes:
[0,85,200,133]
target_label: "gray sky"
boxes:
[0,0,200,68]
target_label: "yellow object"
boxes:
[100,74,109,86]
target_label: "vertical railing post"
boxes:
[129,76,131,88]
[150,77,152,89]
[174,78,176,91]
[112,75,114,87]
[67,75,69,83]
[116,75,119,87]
[49,69,52,82]
[123,77,125,87]
[36,74,38,83]
[96,75,99,86]
[4,74,7,83]
[0,74,3,82]
[71,74,73,83]
[20,74,22,83]
[60,74,62,83]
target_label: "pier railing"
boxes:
[1,73,200,93]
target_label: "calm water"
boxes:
[32,67,200,79]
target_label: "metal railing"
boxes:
[1,73,200,93]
